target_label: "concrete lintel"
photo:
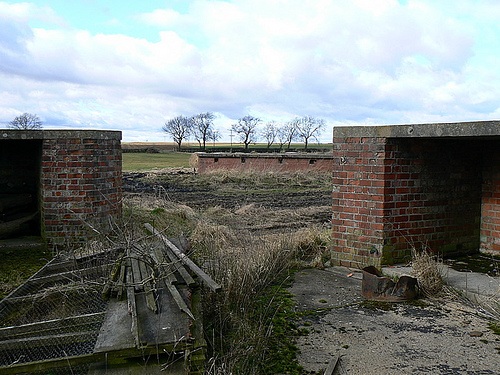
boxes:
[0,129,122,140]
[333,120,500,139]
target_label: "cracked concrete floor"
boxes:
[289,267,499,375]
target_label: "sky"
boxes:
[0,0,499,143]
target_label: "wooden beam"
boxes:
[150,244,178,285]
[138,258,157,313]
[145,223,221,293]
[102,252,125,300]
[125,258,140,348]
[163,244,196,287]
[130,257,143,292]
[324,354,341,375]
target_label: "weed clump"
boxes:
[411,247,444,297]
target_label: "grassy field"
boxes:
[122,142,333,171]
[122,152,192,171]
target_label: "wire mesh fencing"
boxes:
[0,249,117,374]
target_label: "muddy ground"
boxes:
[123,169,499,374]
[123,169,332,210]
[123,169,333,235]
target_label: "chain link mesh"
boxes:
[0,250,117,373]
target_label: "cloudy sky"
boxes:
[1,0,499,142]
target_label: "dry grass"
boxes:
[411,247,444,297]
[200,169,332,190]
[119,171,332,373]
[411,247,500,326]
[189,215,329,374]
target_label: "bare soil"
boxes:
[123,169,332,229]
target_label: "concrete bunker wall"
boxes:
[331,121,500,268]
[0,130,122,250]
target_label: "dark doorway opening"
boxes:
[0,140,42,240]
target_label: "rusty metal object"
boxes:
[362,266,418,301]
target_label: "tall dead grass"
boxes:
[190,219,330,374]
[120,178,331,373]
[411,247,444,296]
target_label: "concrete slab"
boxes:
[290,266,500,374]
[382,264,500,298]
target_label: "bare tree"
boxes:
[209,129,221,148]
[261,121,278,149]
[294,116,325,151]
[279,120,299,151]
[8,113,43,130]
[162,115,192,151]
[231,115,261,150]
[191,112,216,151]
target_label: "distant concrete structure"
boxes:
[193,152,334,173]
[331,121,500,268]
[0,130,122,250]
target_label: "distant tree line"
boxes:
[162,113,325,152]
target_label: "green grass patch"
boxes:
[0,248,50,299]
[122,152,192,171]
[489,321,500,335]
[252,277,304,375]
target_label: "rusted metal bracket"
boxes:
[361,266,418,302]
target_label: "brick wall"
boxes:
[40,133,122,248]
[0,130,122,249]
[382,138,482,264]
[481,141,500,254]
[332,136,484,268]
[331,137,388,268]
[195,153,333,173]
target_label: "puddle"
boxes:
[446,253,500,276]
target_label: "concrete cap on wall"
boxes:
[332,120,500,138]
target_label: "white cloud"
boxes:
[0,0,499,141]
[136,8,182,27]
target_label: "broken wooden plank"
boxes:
[138,257,158,313]
[150,244,178,285]
[102,252,125,300]
[163,244,196,287]
[125,258,140,348]
[145,223,221,292]
[324,354,341,375]
[163,280,195,320]
[116,261,127,300]
[130,256,143,292]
